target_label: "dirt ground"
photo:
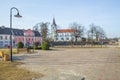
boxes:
[14,47,120,80]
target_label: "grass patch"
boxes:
[0,48,17,55]
[0,48,34,55]
[0,61,44,80]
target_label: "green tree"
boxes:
[17,42,24,48]
[41,42,49,50]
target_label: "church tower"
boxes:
[51,18,57,41]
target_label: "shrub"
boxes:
[34,42,40,46]
[41,42,49,50]
[34,42,40,49]
[34,45,38,49]
[34,46,41,50]
[28,46,33,49]
[17,42,24,48]
[37,46,42,49]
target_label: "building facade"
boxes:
[55,29,76,41]
[0,26,42,48]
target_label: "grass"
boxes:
[0,61,44,80]
[0,48,17,55]
[0,48,34,55]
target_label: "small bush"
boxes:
[34,42,40,49]
[28,46,33,49]
[41,42,49,50]
[17,42,24,48]
[34,42,40,46]
[34,46,41,50]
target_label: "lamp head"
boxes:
[14,13,22,18]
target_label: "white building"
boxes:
[0,26,11,47]
[55,29,76,41]
[51,18,81,42]
[0,34,10,48]
[118,39,120,47]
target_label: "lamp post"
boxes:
[10,7,22,62]
[33,26,36,52]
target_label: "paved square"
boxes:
[15,48,120,80]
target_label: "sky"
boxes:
[0,0,120,38]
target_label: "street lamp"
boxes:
[33,26,36,52]
[10,7,22,62]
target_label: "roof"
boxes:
[0,27,11,35]
[0,26,41,37]
[56,29,77,33]
[12,29,24,36]
[0,27,24,36]
[33,31,41,37]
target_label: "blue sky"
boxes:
[0,0,120,38]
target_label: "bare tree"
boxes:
[88,24,96,40]
[88,23,106,42]
[34,22,50,42]
[69,22,84,42]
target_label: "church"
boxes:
[51,18,81,42]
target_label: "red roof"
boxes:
[56,29,77,33]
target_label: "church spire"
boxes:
[52,18,57,26]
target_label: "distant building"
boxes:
[0,26,42,48]
[55,29,77,41]
[51,18,81,42]
[118,39,120,47]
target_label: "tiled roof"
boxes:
[56,29,76,33]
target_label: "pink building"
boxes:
[24,29,42,46]
[0,26,42,48]
[13,29,42,47]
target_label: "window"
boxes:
[0,36,3,40]
[62,33,64,36]
[54,35,57,37]
[0,41,3,45]
[60,33,62,37]
[5,41,8,43]
[61,38,64,40]
[16,32,18,35]
[19,32,21,35]
[66,33,69,36]
[66,38,69,40]
[56,38,58,40]
[0,41,3,43]
[5,36,7,40]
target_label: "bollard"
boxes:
[4,54,10,61]
[0,51,4,57]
